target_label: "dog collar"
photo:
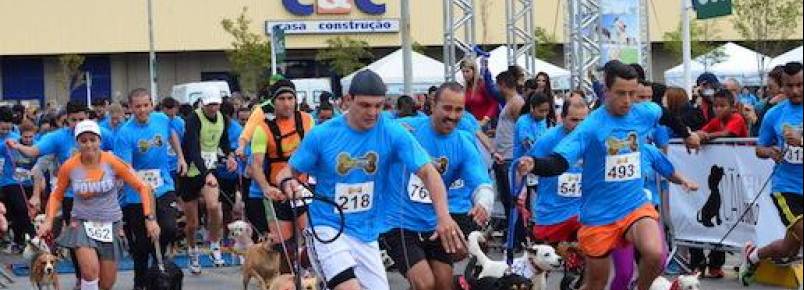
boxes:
[670,279,680,290]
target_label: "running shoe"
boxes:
[189,247,202,275]
[211,243,225,267]
[738,242,759,286]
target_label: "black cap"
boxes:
[349,70,387,97]
[270,79,297,100]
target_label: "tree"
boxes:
[316,36,373,76]
[221,7,271,95]
[534,27,558,61]
[55,54,85,100]
[662,17,727,70]
[733,0,803,82]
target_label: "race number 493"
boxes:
[605,152,641,182]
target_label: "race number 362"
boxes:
[605,152,641,182]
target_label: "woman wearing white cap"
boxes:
[37,120,159,290]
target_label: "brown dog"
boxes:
[242,240,282,290]
[266,274,319,290]
[30,252,60,290]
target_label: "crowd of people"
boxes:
[0,56,799,290]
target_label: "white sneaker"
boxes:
[189,247,202,275]
[211,243,225,267]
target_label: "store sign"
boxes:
[283,0,386,16]
[693,0,732,20]
[266,19,399,35]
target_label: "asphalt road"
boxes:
[1,254,793,290]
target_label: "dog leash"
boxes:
[5,147,38,219]
[506,159,528,267]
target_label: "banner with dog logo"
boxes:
[666,142,786,248]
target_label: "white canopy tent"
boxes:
[770,45,803,67]
[664,42,772,87]
[340,49,445,96]
[456,46,572,90]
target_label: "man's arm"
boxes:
[416,164,465,254]
[517,154,570,177]
[183,114,208,174]
[169,131,187,175]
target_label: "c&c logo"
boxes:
[282,0,386,16]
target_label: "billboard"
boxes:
[599,0,642,65]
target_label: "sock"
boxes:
[80,279,99,290]
[748,248,760,264]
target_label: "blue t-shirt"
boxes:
[641,144,675,206]
[167,116,186,173]
[457,113,481,133]
[381,110,427,120]
[529,125,583,226]
[114,112,176,204]
[757,100,803,195]
[217,121,243,180]
[100,117,125,144]
[289,114,431,242]
[553,102,662,225]
[35,127,115,198]
[1,137,37,188]
[384,116,491,232]
[649,125,671,149]
[514,115,548,160]
[449,112,486,213]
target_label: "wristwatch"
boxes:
[145,215,157,221]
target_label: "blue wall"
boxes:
[2,57,44,102]
[71,56,111,101]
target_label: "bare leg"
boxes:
[625,219,665,290]
[580,256,611,290]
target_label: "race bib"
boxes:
[136,169,163,189]
[334,182,374,214]
[784,146,803,165]
[84,221,113,243]
[201,151,218,169]
[13,168,32,182]
[557,173,582,197]
[605,152,641,182]
[407,174,432,204]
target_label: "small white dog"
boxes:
[228,220,254,265]
[23,234,51,261]
[33,214,46,233]
[468,231,563,290]
[650,273,701,290]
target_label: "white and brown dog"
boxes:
[228,220,254,265]
[30,251,60,290]
[23,234,51,262]
[650,273,702,290]
[468,231,563,290]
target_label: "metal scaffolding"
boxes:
[564,0,601,95]
[443,0,476,82]
[639,0,652,80]
[506,0,536,75]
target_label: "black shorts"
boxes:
[380,228,452,276]
[178,175,205,202]
[273,200,308,221]
[218,177,237,205]
[451,213,480,238]
[771,192,803,229]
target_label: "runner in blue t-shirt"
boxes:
[0,109,37,250]
[741,62,804,286]
[381,83,493,290]
[275,70,464,290]
[528,96,588,244]
[160,97,186,180]
[513,92,552,160]
[114,89,186,290]
[516,61,701,290]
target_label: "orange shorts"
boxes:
[578,204,659,257]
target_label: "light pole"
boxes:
[682,0,692,98]
[402,0,412,96]
[147,0,158,102]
